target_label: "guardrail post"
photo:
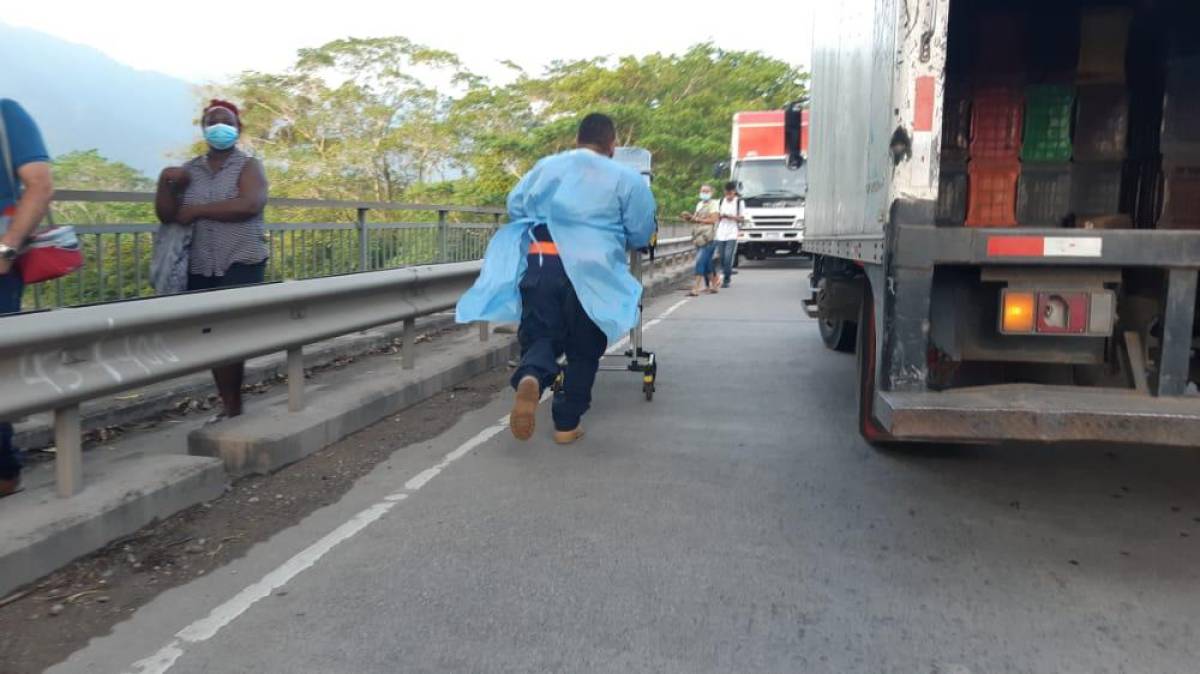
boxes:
[492,213,501,231]
[54,405,83,498]
[357,208,369,272]
[437,210,449,263]
[287,347,305,412]
[479,321,490,342]
[402,317,416,370]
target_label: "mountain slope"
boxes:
[0,22,198,176]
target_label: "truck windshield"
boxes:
[734,160,807,200]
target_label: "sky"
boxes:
[5,0,813,84]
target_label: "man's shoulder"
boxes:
[0,99,29,128]
[532,150,583,173]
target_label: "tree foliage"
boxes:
[52,150,154,224]
[218,38,807,216]
[36,39,807,310]
[447,43,808,214]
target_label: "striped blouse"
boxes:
[182,148,269,277]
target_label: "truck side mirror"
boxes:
[784,100,806,170]
[712,161,729,179]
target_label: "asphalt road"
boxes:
[54,260,1200,674]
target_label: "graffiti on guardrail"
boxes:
[20,335,180,395]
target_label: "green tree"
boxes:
[52,149,155,224]
[19,151,158,309]
[218,36,468,207]
[447,44,809,215]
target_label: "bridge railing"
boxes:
[22,191,509,312]
[1,232,696,499]
[24,191,691,313]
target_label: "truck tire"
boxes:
[856,282,895,446]
[818,317,857,353]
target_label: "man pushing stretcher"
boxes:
[456,113,657,444]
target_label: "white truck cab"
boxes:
[733,156,807,259]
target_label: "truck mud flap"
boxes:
[877,384,1200,447]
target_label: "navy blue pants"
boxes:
[512,258,608,432]
[187,261,267,291]
[0,269,24,480]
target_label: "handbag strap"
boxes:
[0,105,17,202]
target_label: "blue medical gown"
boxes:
[455,149,657,343]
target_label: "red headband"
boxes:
[204,99,240,120]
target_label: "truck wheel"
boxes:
[819,317,857,353]
[856,282,895,445]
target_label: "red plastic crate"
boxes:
[966,160,1020,227]
[1159,161,1200,230]
[970,88,1024,161]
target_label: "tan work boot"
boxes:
[509,376,540,441]
[554,427,585,445]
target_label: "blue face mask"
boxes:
[699,192,713,201]
[204,123,239,150]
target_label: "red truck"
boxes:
[722,110,809,260]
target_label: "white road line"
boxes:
[657,298,690,319]
[125,295,693,674]
[404,467,442,492]
[129,502,396,674]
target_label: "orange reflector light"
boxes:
[1001,291,1035,333]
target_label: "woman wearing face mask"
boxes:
[155,99,269,420]
[682,184,720,296]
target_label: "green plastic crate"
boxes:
[1022,84,1075,163]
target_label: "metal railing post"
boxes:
[357,208,369,272]
[479,321,490,342]
[438,210,449,263]
[287,347,305,412]
[402,317,416,370]
[54,405,83,498]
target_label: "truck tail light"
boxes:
[1036,292,1089,334]
[1001,291,1035,333]
[999,289,1116,336]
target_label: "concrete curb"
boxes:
[188,336,521,478]
[0,455,228,597]
[186,256,692,480]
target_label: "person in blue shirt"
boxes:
[456,113,656,444]
[0,99,54,497]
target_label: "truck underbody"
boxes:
[804,0,1200,447]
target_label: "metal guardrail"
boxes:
[0,236,695,498]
